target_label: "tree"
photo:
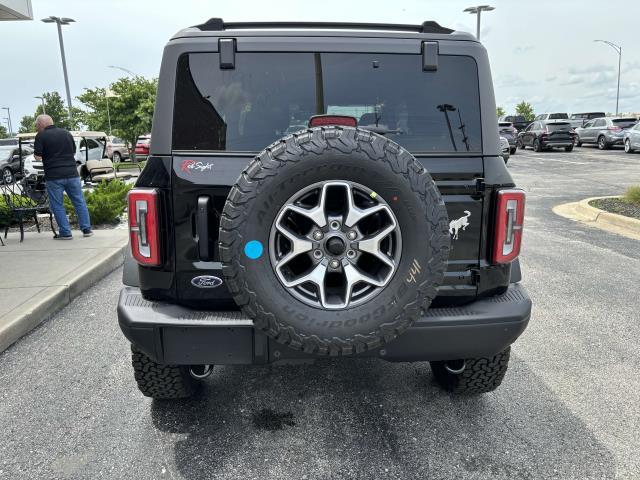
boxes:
[496,106,505,118]
[18,115,36,133]
[18,91,80,133]
[77,76,157,158]
[0,125,7,139]
[515,101,535,122]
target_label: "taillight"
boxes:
[308,115,357,128]
[128,189,161,266]
[607,126,621,132]
[492,189,525,264]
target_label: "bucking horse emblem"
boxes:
[449,210,471,240]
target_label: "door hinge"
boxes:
[475,178,486,194]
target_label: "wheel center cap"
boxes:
[325,236,346,256]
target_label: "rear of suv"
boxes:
[118,18,532,400]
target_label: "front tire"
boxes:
[430,347,510,394]
[2,168,13,185]
[113,151,122,163]
[517,139,525,150]
[625,139,634,153]
[131,346,200,399]
[564,145,574,152]
[510,147,516,155]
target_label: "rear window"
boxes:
[172,52,482,153]
[546,122,571,132]
[588,112,606,119]
[498,122,512,127]
[548,113,568,119]
[613,118,637,128]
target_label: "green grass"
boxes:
[624,186,640,206]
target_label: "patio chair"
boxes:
[0,179,57,243]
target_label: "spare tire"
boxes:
[219,126,449,356]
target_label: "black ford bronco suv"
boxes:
[118,18,531,399]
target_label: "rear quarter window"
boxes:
[172,52,482,154]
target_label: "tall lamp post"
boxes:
[1,107,12,136]
[34,96,46,114]
[594,40,622,115]
[463,5,495,40]
[41,16,75,122]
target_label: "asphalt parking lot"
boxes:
[1,146,639,480]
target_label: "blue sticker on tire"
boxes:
[244,240,264,260]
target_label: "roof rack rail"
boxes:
[193,18,454,35]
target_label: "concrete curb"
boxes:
[553,196,640,240]
[0,246,125,354]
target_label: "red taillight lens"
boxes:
[308,115,357,128]
[128,189,161,266]
[492,189,525,264]
[607,126,621,132]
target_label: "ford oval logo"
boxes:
[191,275,223,289]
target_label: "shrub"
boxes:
[624,185,640,206]
[64,180,132,225]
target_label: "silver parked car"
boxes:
[106,136,130,162]
[623,122,640,153]
[575,117,638,149]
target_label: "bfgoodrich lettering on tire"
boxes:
[219,126,450,356]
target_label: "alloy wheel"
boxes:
[269,180,402,309]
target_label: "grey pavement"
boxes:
[0,228,128,352]
[0,146,639,479]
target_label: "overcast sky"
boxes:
[1,0,639,130]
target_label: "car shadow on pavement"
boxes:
[150,356,616,480]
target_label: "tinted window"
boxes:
[546,123,570,132]
[588,112,605,119]
[173,52,482,153]
[594,119,606,127]
[498,122,512,127]
[612,119,637,128]
[548,113,568,119]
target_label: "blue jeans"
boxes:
[46,177,91,236]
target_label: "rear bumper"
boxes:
[118,283,532,365]
[541,140,573,148]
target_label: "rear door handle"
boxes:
[197,196,211,261]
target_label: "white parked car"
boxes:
[500,136,510,163]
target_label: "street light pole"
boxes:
[594,40,622,115]
[42,16,75,122]
[1,107,12,135]
[108,65,138,77]
[463,5,495,40]
[34,96,46,114]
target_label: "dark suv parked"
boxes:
[118,18,531,400]
[517,120,575,152]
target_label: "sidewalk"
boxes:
[0,228,128,353]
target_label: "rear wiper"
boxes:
[437,104,458,151]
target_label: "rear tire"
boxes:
[533,138,542,152]
[131,346,200,399]
[113,151,122,163]
[625,139,634,153]
[430,347,510,394]
[575,136,582,147]
[517,139,525,150]
[510,147,516,155]
[598,136,609,150]
[564,145,574,152]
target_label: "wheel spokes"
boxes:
[281,261,328,307]
[357,223,397,269]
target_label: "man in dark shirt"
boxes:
[33,115,93,239]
